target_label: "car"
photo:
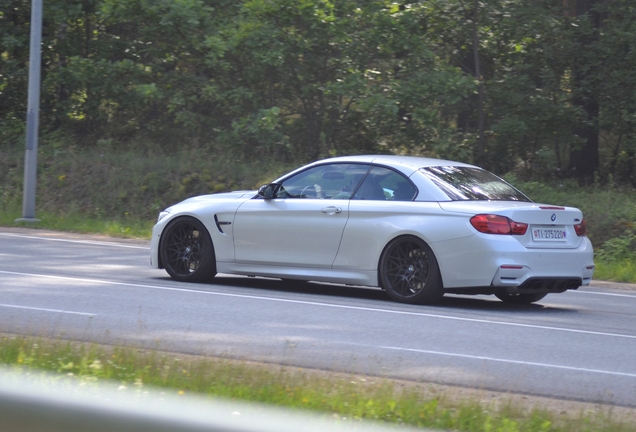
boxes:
[150,155,594,305]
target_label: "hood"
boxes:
[178,190,257,204]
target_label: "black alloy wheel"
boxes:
[379,236,444,304]
[160,217,216,282]
[494,291,547,304]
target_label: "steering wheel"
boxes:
[300,185,317,198]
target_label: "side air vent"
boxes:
[214,214,231,233]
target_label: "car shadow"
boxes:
[154,274,577,314]
[208,276,391,301]
[435,295,576,314]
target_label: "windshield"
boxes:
[421,166,531,202]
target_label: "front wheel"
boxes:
[160,217,216,282]
[495,291,547,304]
[379,236,444,304]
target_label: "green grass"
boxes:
[1,146,635,280]
[1,335,634,432]
[2,201,153,239]
[593,260,636,284]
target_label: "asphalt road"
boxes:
[1,228,635,407]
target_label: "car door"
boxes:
[233,163,369,268]
[333,165,420,271]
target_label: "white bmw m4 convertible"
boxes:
[150,155,594,305]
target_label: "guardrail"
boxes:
[0,367,434,432]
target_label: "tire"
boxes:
[495,291,547,304]
[160,216,217,282]
[379,236,444,304]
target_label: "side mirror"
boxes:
[257,183,279,199]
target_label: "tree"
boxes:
[566,0,602,184]
[2,0,634,182]
[596,0,636,185]
[226,0,471,160]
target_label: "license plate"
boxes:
[532,227,567,241]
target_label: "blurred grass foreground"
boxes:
[1,335,635,432]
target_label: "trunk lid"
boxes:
[439,201,585,249]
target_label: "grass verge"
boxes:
[2,145,635,281]
[593,260,636,284]
[1,335,634,432]
[2,202,153,239]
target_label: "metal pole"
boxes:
[16,0,43,223]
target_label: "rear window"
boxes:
[421,166,531,202]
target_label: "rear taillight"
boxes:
[470,214,528,235]
[574,219,587,236]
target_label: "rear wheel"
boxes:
[379,236,444,304]
[495,291,547,304]
[160,217,216,282]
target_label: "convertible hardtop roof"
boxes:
[316,155,478,170]
[274,155,480,184]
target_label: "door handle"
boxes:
[321,206,342,215]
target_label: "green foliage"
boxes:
[2,0,636,181]
[224,0,473,159]
[0,143,295,228]
[596,231,636,263]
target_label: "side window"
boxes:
[353,166,416,201]
[276,163,370,199]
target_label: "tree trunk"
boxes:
[472,0,486,169]
[568,0,601,185]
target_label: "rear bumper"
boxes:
[489,250,594,290]
[500,277,583,294]
[444,277,585,296]
[433,234,594,290]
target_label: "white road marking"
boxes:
[0,233,148,249]
[577,290,636,298]
[1,270,636,341]
[355,343,636,378]
[0,303,96,316]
